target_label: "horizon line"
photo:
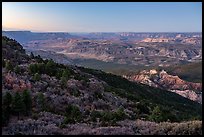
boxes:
[2,30,202,33]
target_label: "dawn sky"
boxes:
[2,2,202,32]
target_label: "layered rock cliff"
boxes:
[123,70,202,103]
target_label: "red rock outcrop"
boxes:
[123,69,202,103]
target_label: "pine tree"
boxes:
[22,90,32,115]
[33,73,40,81]
[62,69,71,80]
[14,65,21,74]
[36,55,43,63]
[2,92,13,125]
[3,92,13,107]
[30,52,34,59]
[13,92,25,120]
[5,60,13,71]
[2,59,6,68]
[37,92,46,111]
[29,64,38,74]
[56,69,64,79]
[115,107,126,121]
[148,106,163,122]
[45,60,55,75]
[65,104,82,123]
[60,76,67,88]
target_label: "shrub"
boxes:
[114,107,126,121]
[93,91,103,100]
[31,113,38,120]
[70,88,81,97]
[90,110,102,122]
[63,116,75,124]
[101,111,115,122]
[64,104,82,123]
[59,123,66,129]
[136,101,150,115]
[90,109,126,125]
[33,73,40,81]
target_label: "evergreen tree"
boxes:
[3,92,13,107]
[148,106,163,122]
[22,90,32,115]
[29,64,38,74]
[5,60,13,71]
[45,60,55,76]
[37,92,46,111]
[33,73,40,81]
[2,109,7,126]
[62,69,71,80]
[115,107,126,121]
[56,69,64,79]
[65,104,82,123]
[13,92,25,120]
[30,52,34,59]
[14,65,21,74]
[37,63,45,74]
[2,92,13,125]
[36,55,43,63]
[60,76,67,88]
[2,59,6,68]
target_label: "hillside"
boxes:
[2,36,202,135]
[163,62,202,83]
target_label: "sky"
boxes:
[2,2,202,32]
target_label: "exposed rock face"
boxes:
[123,70,202,103]
[141,38,173,43]
[170,90,202,103]
[158,70,202,91]
[181,37,202,45]
[125,74,158,87]
[140,37,202,45]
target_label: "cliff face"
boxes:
[141,38,172,43]
[158,70,202,91]
[123,70,202,103]
[140,37,202,45]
